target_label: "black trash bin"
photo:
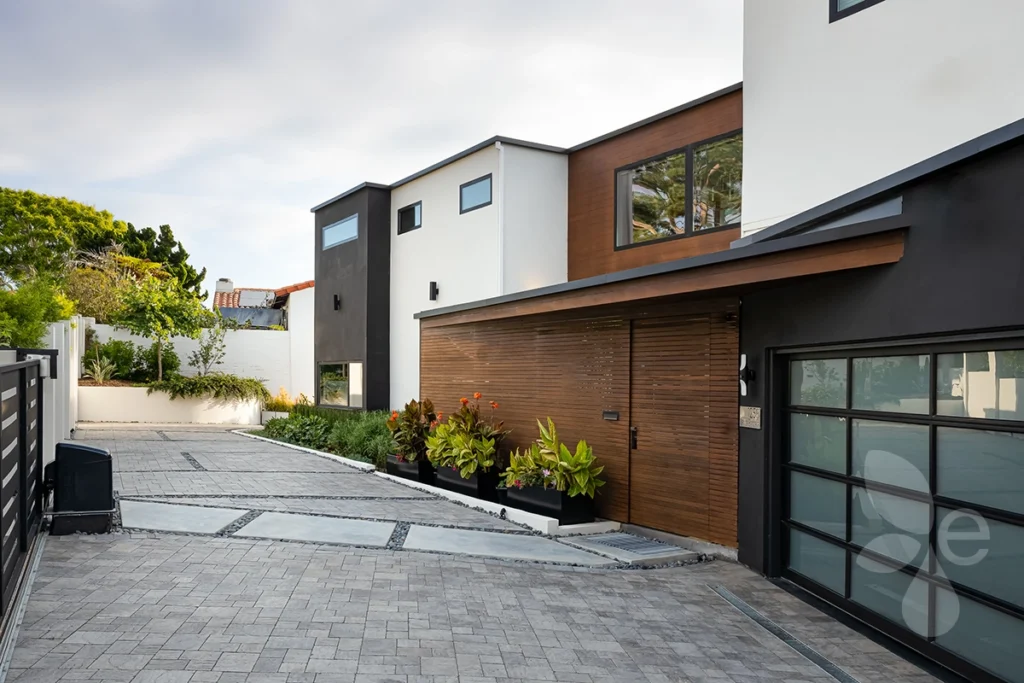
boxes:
[48,442,114,535]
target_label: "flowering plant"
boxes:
[425,392,507,478]
[502,418,605,498]
[385,398,436,463]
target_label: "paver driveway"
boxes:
[4,425,943,683]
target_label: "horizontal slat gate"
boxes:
[421,316,631,521]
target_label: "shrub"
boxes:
[93,339,138,380]
[137,341,180,381]
[386,399,436,462]
[0,279,74,347]
[329,410,391,466]
[264,387,295,413]
[292,402,358,428]
[147,374,270,403]
[263,414,332,450]
[425,392,507,478]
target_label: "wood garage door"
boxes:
[628,308,738,545]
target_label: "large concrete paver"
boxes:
[233,511,395,546]
[404,524,616,566]
[120,500,249,534]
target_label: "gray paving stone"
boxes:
[120,500,249,534]
[232,513,395,547]
[401,526,614,566]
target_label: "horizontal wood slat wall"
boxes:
[421,316,631,521]
[420,298,739,545]
[568,88,743,281]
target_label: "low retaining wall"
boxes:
[78,386,261,425]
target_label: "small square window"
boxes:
[460,175,492,214]
[830,0,886,22]
[322,214,358,249]
[398,201,422,235]
[318,362,363,408]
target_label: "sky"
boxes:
[0,0,742,303]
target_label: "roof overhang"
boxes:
[417,217,907,328]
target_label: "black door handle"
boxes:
[630,426,638,450]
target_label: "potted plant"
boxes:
[385,398,437,484]
[426,393,508,501]
[501,418,605,524]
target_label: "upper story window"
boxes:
[322,213,358,249]
[398,201,422,235]
[830,0,885,22]
[460,174,492,214]
[615,132,742,249]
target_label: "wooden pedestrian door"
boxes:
[627,309,738,545]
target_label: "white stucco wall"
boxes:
[78,386,261,424]
[389,146,502,408]
[501,145,568,294]
[90,324,293,395]
[285,287,315,399]
[742,0,1024,236]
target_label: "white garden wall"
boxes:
[78,386,261,424]
[285,287,315,399]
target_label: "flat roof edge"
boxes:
[310,182,390,213]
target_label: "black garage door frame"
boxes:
[766,332,1024,683]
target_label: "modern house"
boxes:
[311,1,1023,678]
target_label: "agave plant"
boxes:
[83,356,117,385]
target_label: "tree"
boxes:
[111,277,211,380]
[0,187,126,287]
[0,279,74,347]
[65,247,172,323]
[188,317,228,375]
[119,224,207,299]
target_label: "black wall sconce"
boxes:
[429,281,440,301]
[333,294,341,311]
[739,353,756,397]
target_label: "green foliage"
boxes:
[91,339,137,379]
[425,393,507,479]
[83,356,117,384]
[328,411,391,468]
[292,402,355,428]
[264,387,295,413]
[188,319,227,375]
[386,398,436,462]
[0,187,126,287]
[502,418,605,498]
[137,342,180,381]
[116,224,207,299]
[262,415,331,451]
[111,276,211,380]
[147,374,270,403]
[64,266,125,323]
[0,279,75,347]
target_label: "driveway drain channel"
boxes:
[709,585,860,683]
[181,452,207,471]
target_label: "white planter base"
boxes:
[78,386,261,425]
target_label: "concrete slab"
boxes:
[232,512,394,547]
[562,532,699,565]
[402,525,616,566]
[120,500,249,534]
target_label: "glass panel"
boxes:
[790,359,847,408]
[852,420,930,493]
[837,0,870,9]
[322,214,358,249]
[850,556,929,634]
[348,362,364,409]
[852,355,930,414]
[851,486,930,566]
[789,528,846,595]
[460,176,491,212]
[937,427,1024,515]
[398,204,421,233]
[692,134,742,230]
[936,590,1024,683]
[790,471,846,538]
[790,413,847,473]
[937,507,1024,609]
[618,151,687,245]
[937,349,1024,421]
[319,363,352,407]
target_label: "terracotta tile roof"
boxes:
[274,280,315,298]
[213,287,274,309]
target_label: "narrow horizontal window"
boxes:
[460,175,492,214]
[398,202,422,235]
[322,214,358,249]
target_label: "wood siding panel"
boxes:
[568,89,743,281]
[420,316,631,521]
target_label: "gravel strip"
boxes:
[385,522,411,550]
[179,452,207,471]
[215,510,264,536]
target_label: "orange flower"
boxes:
[473,392,482,400]
[429,420,438,428]
[390,410,399,420]
[490,401,499,409]
[436,411,443,420]
[460,397,469,406]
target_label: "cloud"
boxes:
[0,0,742,298]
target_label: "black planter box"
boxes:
[435,466,499,502]
[505,486,595,525]
[385,455,434,485]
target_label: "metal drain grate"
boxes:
[582,533,677,556]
